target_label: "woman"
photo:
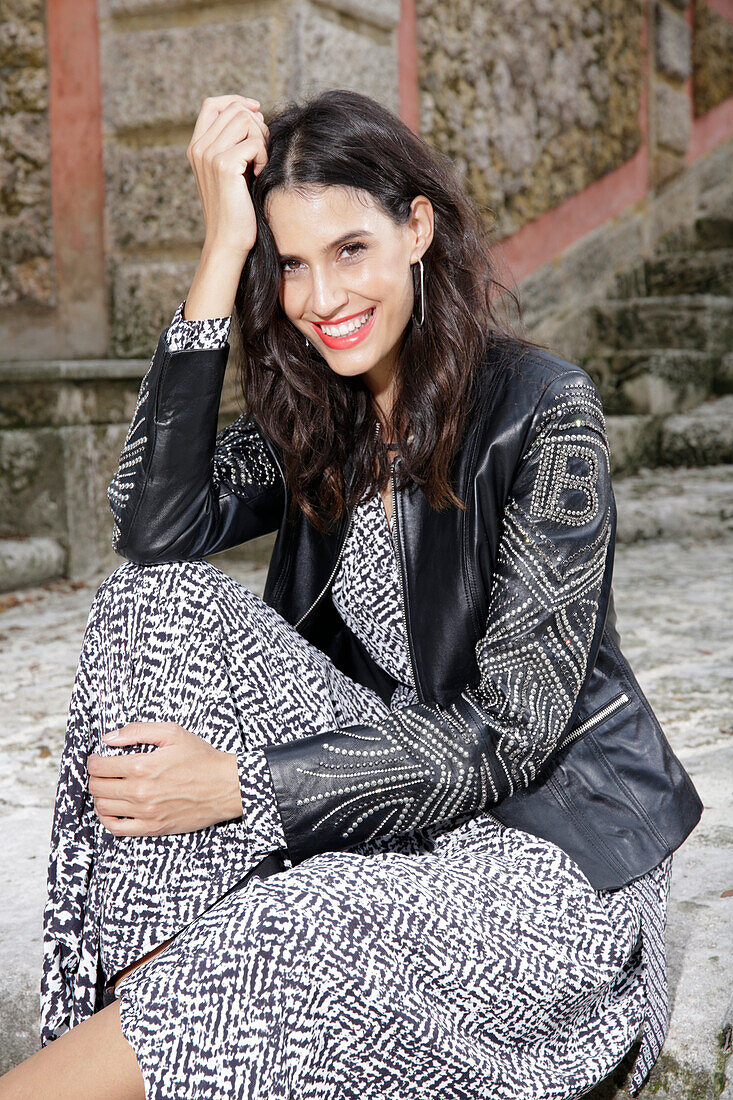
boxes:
[3,88,701,1100]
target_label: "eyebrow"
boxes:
[277,229,376,263]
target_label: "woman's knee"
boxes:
[83,560,231,648]
[88,558,276,664]
[94,558,223,607]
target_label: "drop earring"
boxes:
[305,337,310,347]
[413,256,425,327]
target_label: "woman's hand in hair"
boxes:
[86,721,244,836]
[186,93,270,262]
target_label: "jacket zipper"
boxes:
[556,691,630,753]
[390,463,504,825]
[294,509,355,630]
[390,458,422,701]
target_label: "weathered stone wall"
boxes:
[98,0,401,358]
[693,0,733,117]
[0,0,731,586]
[651,0,692,187]
[415,0,644,236]
[0,0,55,311]
[0,0,401,584]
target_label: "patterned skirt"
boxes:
[41,559,668,1100]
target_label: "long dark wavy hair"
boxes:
[234,88,544,533]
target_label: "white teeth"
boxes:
[319,307,373,337]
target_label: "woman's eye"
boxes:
[280,242,364,273]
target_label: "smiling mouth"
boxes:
[313,306,375,339]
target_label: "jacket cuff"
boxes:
[259,697,515,867]
[235,742,289,859]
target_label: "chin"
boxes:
[324,358,377,379]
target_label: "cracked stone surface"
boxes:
[0,471,731,1094]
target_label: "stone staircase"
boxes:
[0,356,246,593]
[581,213,733,478]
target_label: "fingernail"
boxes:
[104,730,119,741]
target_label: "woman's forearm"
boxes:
[183,241,248,321]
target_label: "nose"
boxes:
[309,265,349,320]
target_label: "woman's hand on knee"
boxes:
[87,722,244,836]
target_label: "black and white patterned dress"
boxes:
[40,302,672,1100]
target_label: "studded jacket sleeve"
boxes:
[254,370,615,864]
[107,300,283,563]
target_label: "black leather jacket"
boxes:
[109,325,702,892]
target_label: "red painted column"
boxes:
[707,0,733,18]
[398,0,420,134]
[45,0,108,356]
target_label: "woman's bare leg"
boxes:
[0,1000,144,1100]
[5,927,176,1099]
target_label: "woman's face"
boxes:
[266,184,433,395]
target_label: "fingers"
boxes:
[190,112,269,181]
[88,774,129,798]
[93,797,135,818]
[190,94,261,145]
[194,99,269,152]
[88,752,128,778]
[204,121,269,178]
[97,814,151,837]
[102,720,175,747]
[189,98,269,165]
[96,806,176,837]
[87,748,147,778]
[210,134,268,177]
[231,100,269,144]
[89,770,152,828]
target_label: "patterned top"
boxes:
[331,490,417,705]
[166,299,232,350]
[107,304,651,844]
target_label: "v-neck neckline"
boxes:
[379,491,393,536]
[357,486,394,538]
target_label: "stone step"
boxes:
[613,248,733,299]
[0,358,243,430]
[718,351,733,394]
[606,414,660,477]
[655,212,733,254]
[0,537,66,593]
[658,393,733,468]
[585,348,718,416]
[612,258,648,300]
[644,248,733,298]
[606,394,733,477]
[590,295,733,353]
[613,464,733,543]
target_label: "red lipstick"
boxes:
[312,306,376,350]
